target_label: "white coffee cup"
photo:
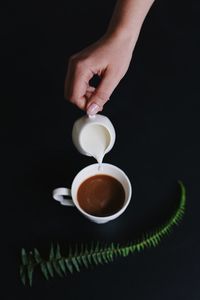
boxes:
[52,163,132,224]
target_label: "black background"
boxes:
[2,0,200,299]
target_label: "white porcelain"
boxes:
[72,114,116,157]
[52,163,132,224]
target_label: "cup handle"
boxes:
[52,188,75,206]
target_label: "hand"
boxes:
[64,32,135,115]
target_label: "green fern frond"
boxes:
[20,181,186,286]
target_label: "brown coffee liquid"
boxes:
[77,174,125,217]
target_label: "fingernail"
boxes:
[87,103,100,116]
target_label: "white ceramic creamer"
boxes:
[72,114,116,165]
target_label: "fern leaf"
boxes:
[102,252,109,263]
[92,253,98,265]
[52,260,63,277]
[76,255,83,267]
[27,264,34,287]
[21,248,28,266]
[34,248,41,264]
[107,251,113,262]
[46,261,54,277]
[97,253,103,264]
[90,241,95,254]
[58,258,66,275]
[71,257,80,272]
[81,255,89,268]
[40,262,49,280]
[49,243,54,261]
[86,254,92,265]
[129,244,136,253]
[65,258,73,274]
[95,241,100,252]
[56,243,61,259]
[20,265,26,285]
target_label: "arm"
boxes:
[107,0,155,41]
[65,0,155,115]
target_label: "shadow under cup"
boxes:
[71,163,132,224]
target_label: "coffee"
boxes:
[77,174,125,217]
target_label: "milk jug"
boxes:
[72,114,116,165]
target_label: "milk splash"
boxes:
[80,124,110,171]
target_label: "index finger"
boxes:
[64,60,94,110]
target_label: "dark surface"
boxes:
[2,0,200,299]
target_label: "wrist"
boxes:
[105,25,140,51]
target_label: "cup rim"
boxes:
[71,163,132,220]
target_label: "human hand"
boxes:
[64,32,135,115]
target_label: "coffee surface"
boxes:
[77,174,125,217]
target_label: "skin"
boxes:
[65,0,155,115]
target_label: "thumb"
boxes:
[86,69,117,115]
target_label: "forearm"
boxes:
[107,0,155,46]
